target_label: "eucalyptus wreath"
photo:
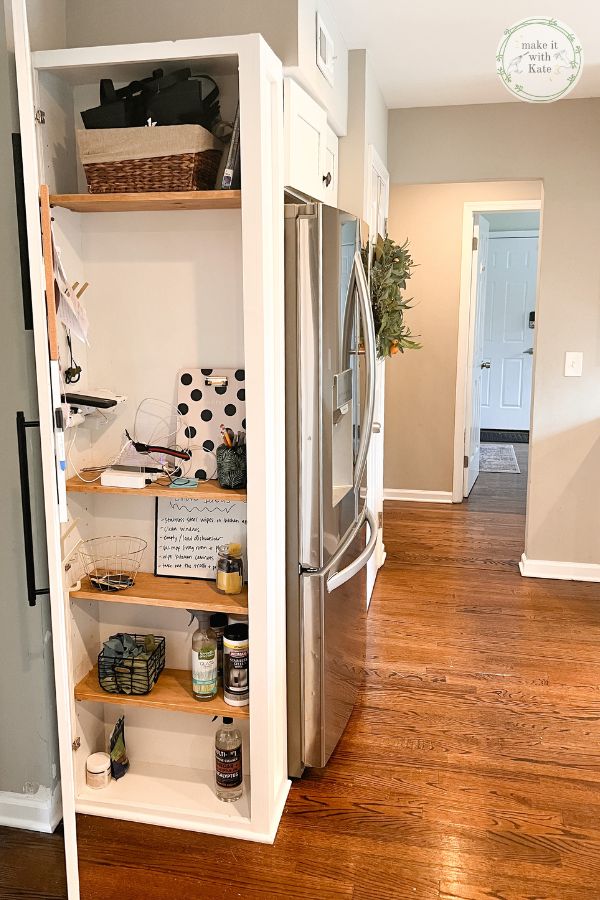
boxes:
[362,234,421,359]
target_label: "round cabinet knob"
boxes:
[480,361,491,369]
[372,422,381,434]
[323,172,332,187]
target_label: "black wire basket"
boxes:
[98,634,166,695]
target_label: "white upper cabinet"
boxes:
[322,124,339,204]
[284,77,338,204]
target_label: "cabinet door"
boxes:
[322,125,338,206]
[12,1,80,896]
[284,78,328,201]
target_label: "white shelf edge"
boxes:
[76,762,252,832]
[31,35,255,72]
[74,799,275,842]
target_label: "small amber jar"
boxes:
[216,544,244,595]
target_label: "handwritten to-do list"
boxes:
[155,498,247,579]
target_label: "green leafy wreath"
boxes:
[362,234,421,359]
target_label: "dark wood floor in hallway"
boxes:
[3,450,600,899]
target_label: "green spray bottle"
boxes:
[188,610,218,701]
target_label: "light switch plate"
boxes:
[564,351,583,377]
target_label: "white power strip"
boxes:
[101,469,152,489]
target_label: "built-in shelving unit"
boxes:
[15,22,287,895]
[65,475,246,502]
[70,572,248,614]
[74,666,248,718]
[49,190,242,213]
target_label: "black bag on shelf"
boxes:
[147,74,220,130]
[81,68,166,129]
[81,68,221,132]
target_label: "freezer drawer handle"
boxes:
[326,506,377,593]
[16,411,49,607]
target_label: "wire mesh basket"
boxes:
[98,634,166,695]
[79,536,147,592]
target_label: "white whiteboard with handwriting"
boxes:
[154,497,247,579]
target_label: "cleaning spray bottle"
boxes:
[213,716,243,802]
[189,610,218,701]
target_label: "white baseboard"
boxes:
[384,489,453,504]
[0,783,62,833]
[520,554,600,582]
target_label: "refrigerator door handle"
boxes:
[349,251,377,492]
[296,209,322,568]
[326,506,377,593]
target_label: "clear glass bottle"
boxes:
[216,544,244,595]
[215,717,243,802]
[191,611,218,701]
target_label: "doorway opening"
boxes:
[453,200,542,513]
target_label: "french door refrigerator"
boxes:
[285,200,377,777]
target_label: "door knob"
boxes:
[523,347,534,355]
[480,361,491,369]
[372,422,381,434]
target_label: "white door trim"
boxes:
[365,144,389,236]
[452,199,542,504]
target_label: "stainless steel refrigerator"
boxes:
[285,200,377,777]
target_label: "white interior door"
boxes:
[463,215,490,497]
[366,147,389,605]
[481,235,538,431]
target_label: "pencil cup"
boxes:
[216,444,247,490]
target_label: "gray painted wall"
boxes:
[0,2,61,801]
[338,49,388,220]
[387,99,600,566]
[64,0,349,135]
[384,180,542,495]
[65,0,298,59]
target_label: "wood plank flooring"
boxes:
[4,445,600,898]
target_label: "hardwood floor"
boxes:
[4,445,600,899]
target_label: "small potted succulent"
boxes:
[362,234,421,359]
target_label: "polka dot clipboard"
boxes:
[177,367,246,481]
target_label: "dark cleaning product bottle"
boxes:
[210,612,228,679]
[215,717,243,802]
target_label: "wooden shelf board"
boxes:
[49,190,241,213]
[74,666,248,719]
[66,475,246,502]
[70,572,248,614]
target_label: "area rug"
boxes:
[479,444,520,474]
[481,429,529,444]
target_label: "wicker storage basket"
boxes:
[77,125,223,194]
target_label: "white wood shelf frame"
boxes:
[12,8,289,895]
